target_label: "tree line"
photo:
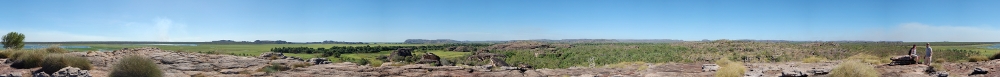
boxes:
[269,43,495,57]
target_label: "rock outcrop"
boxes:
[50,67,90,77]
[445,46,475,52]
[416,53,440,65]
[306,58,332,65]
[388,48,413,62]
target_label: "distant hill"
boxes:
[403,39,684,44]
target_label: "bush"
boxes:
[109,55,162,77]
[969,55,989,62]
[291,62,311,68]
[992,52,1000,60]
[714,58,745,77]
[0,50,12,58]
[934,58,946,63]
[258,63,290,73]
[830,60,879,77]
[802,56,827,63]
[10,50,46,68]
[40,54,72,73]
[930,63,946,72]
[2,32,25,50]
[66,55,92,70]
[43,45,68,53]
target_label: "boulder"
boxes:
[1,73,22,77]
[971,67,989,75]
[702,64,719,72]
[307,58,332,65]
[780,70,807,77]
[489,57,509,67]
[388,48,414,62]
[32,72,49,77]
[416,53,441,65]
[446,46,473,52]
[50,67,91,77]
[258,52,285,59]
[807,68,830,75]
[889,55,917,65]
[220,69,240,74]
[936,72,948,77]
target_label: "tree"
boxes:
[2,32,25,50]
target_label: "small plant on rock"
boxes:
[109,55,162,77]
[40,54,70,73]
[830,60,878,77]
[714,58,746,77]
[991,52,1000,60]
[969,55,989,62]
[43,44,68,53]
[10,50,47,68]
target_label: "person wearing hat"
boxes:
[925,43,933,65]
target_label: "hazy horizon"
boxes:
[3,0,1000,42]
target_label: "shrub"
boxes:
[830,60,879,77]
[607,61,648,70]
[258,63,290,73]
[40,54,75,73]
[714,58,746,77]
[802,56,827,63]
[66,55,92,70]
[933,58,946,63]
[109,55,162,77]
[43,45,67,53]
[0,50,12,58]
[291,62,311,68]
[10,50,46,68]
[992,52,1000,60]
[969,55,989,62]
[2,32,25,50]
[930,63,946,72]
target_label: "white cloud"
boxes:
[858,22,1000,42]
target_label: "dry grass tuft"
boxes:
[830,60,879,77]
[969,55,989,62]
[714,58,746,77]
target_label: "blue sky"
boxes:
[1,0,999,42]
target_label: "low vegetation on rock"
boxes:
[109,55,163,77]
[830,60,878,77]
[43,44,68,53]
[10,50,47,68]
[992,52,1000,60]
[714,58,746,77]
[969,55,989,62]
[40,54,74,73]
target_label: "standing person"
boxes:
[909,45,919,62]
[925,43,933,65]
